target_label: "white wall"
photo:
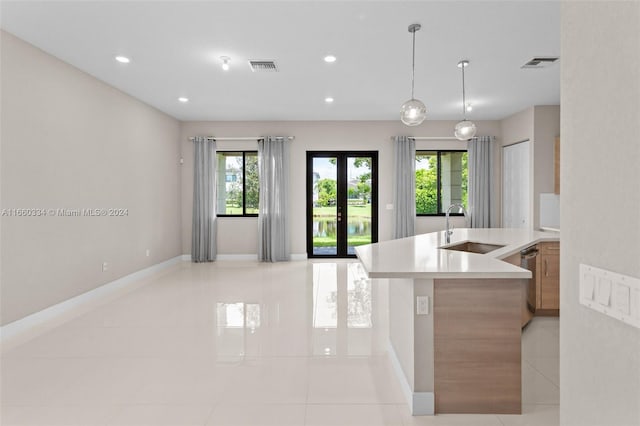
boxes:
[179,120,502,256]
[0,31,182,325]
[501,107,535,147]
[501,105,560,229]
[533,106,560,229]
[560,3,640,426]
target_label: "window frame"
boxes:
[216,150,259,217]
[415,149,468,217]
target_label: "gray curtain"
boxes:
[191,137,217,262]
[467,136,494,228]
[393,136,416,239]
[258,136,290,262]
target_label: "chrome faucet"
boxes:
[445,203,469,244]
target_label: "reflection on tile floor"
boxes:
[1,260,559,425]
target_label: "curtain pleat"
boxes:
[467,136,494,228]
[393,136,416,239]
[191,137,217,262]
[258,137,290,262]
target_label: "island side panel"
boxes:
[433,278,523,414]
[413,278,435,393]
[388,278,415,390]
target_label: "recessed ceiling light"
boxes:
[115,56,130,63]
[221,56,230,71]
[324,55,337,63]
[178,97,189,103]
[325,97,334,103]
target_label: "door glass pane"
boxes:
[346,156,372,255]
[312,157,337,255]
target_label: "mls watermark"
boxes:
[1,208,129,217]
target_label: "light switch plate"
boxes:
[580,264,640,329]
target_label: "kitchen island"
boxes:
[355,228,560,416]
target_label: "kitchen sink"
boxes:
[440,241,505,254]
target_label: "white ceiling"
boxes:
[0,1,560,122]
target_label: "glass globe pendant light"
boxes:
[454,60,477,140]
[400,24,427,126]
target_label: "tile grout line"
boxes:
[524,358,561,390]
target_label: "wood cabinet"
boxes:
[537,242,560,312]
[434,278,522,414]
[502,252,533,327]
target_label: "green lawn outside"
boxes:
[220,205,369,217]
[313,204,371,218]
[220,206,258,215]
[313,235,372,247]
[219,204,370,249]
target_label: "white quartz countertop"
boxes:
[355,228,560,279]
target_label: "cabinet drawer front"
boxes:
[539,241,560,254]
[540,253,560,309]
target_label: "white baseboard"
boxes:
[182,253,308,261]
[387,340,435,416]
[217,254,259,261]
[0,255,183,351]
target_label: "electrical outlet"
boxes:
[146,249,150,257]
[416,296,430,315]
[102,262,108,272]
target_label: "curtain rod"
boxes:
[189,136,295,141]
[390,136,495,141]
[390,136,460,140]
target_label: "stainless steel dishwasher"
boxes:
[521,245,538,313]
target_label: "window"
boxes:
[415,150,468,215]
[216,151,259,216]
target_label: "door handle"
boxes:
[545,259,548,277]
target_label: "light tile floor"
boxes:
[1,260,559,425]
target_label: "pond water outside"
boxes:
[313,217,372,255]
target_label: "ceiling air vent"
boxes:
[521,56,559,69]
[248,60,278,72]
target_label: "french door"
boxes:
[306,151,378,258]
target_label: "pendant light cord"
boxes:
[461,63,467,119]
[411,29,416,99]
